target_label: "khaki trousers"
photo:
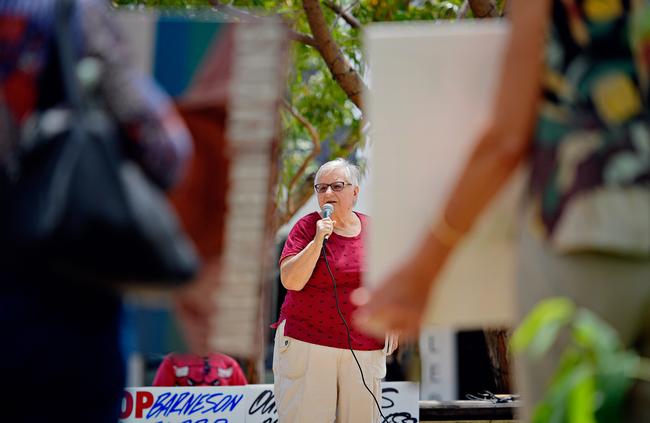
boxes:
[516,229,650,422]
[272,320,386,423]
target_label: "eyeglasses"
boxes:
[314,181,351,194]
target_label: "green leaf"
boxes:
[532,402,553,423]
[571,308,621,355]
[594,352,639,422]
[534,363,596,423]
[568,367,597,423]
[511,297,576,358]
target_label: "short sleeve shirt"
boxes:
[273,211,383,351]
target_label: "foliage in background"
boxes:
[113,0,504,227]
[511,297,650,423]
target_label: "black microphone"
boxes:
[321,204,334,245]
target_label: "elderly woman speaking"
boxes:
[272,158,390,423]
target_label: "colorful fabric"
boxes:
[112,11,226,100]
[530,0,650,248]
[153,353,248,387]
[274,211,383,351]
[0,0,192,189]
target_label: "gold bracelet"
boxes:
[431,215,465,248]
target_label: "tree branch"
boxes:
[302,0,367,110]
[290,31,317,47]
[282,100,322,215]
[209,0,317,47]
[277,128,360,227]
[277,181,315,228]
[457,0,470,20]
[468,0,500,18]
[323,0,361,29]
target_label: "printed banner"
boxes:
[119,382,419,422]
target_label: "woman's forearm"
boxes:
[280,238,324,291]
[444,130,527,233]
[352,0,554,337]
[443,0,551,235]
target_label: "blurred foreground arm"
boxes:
[354,0,552,339]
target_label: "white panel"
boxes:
[419,327,457,400]
[364,21,520,328]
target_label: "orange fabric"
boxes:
[169,106,229,260]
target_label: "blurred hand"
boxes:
[315,217,335,244]
[172,259,220,356]
[353,234,451,340]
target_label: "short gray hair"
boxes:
[315,158,361,187]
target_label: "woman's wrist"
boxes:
[431,213,467,250]
[314,233,325,245]
[412,228,455,284]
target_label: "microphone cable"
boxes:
[322,241,387,423]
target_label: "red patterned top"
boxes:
[273,211,383,351]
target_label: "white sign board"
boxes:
[419,328,457,401]
[119,382,419,422]
[364,21,522,329]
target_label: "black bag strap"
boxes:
[55,0,84,111]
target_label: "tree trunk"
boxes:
[483,329,512,393]
[302,0,366,110]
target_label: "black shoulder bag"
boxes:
[1,0,200,287]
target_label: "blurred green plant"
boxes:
[511,297,650,423]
